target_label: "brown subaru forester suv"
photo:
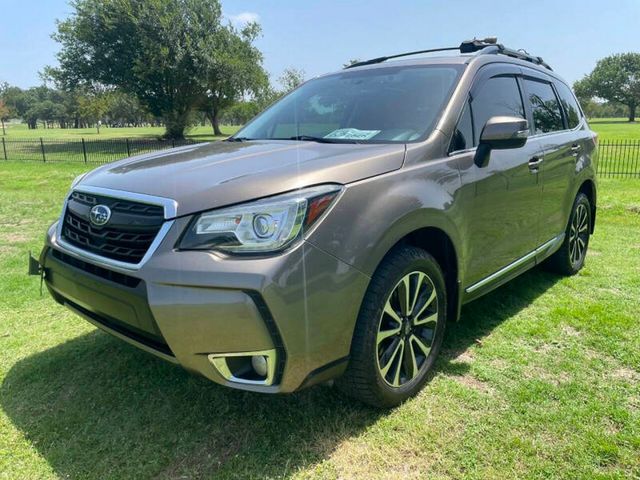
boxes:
[35,39,597,407]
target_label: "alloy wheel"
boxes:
[569,203,589,267]
[376,271,439,387]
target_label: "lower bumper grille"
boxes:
[65,297,174,357]
[51,249,141,288]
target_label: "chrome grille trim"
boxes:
[55,185,178,271]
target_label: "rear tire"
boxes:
[544,193,591,276]
[336,246,447,408]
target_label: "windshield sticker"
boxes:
[324,128,381,140]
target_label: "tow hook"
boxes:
[28,251,46,295]
[28,251,42,276]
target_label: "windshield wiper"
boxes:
[279,135,359,144]
[226,136,254,142]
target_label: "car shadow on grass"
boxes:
[1,267,561,479]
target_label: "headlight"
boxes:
[178,185,342,254]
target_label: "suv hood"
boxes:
[81,140,405,217]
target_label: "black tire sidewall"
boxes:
[564,193,591,274]
[360,247,447,406]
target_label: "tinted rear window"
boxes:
[524,79,564,134]
[555,82,582,129]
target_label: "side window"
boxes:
[523,79,564,134]
[555,82,582,129]
[471,76,525,145]
[450,101,473,152]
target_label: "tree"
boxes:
[78,93,110,133]
[199,22,268,135]
[52,0,228,139]
[278,68,305,93]
[576,53,640,122]
[0,100,9,135]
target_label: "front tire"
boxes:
[544,192,591,276]
[337,246,447,408]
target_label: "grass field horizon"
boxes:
[1,117,638,142]
[1,122,239,141]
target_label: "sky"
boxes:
[1,0,638,89]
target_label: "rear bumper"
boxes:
[42,219,369,393]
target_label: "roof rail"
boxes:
[345,37,553,71]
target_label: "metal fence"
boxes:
[0,137,199,164]
[597,139,640,178]
[0,137,638,177]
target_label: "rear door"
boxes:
[454,65,544,289]
[520,73,581,245]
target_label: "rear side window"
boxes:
[555,82,582,129]
[524,79,563,134]
[471,76,525,145]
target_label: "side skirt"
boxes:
[462,234,564,302]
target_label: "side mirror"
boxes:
[475,116,529,167]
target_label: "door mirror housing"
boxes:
[475,116,529,167]
[479,116,529,149]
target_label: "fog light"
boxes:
[251,355,268,377]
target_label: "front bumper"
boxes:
[41,219,370,393]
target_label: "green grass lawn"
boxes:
[2,122,239,141]
[0,161,638,479]
[589,118,640,141]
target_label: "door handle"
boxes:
[570,144,582,156]
[528,156,544,172]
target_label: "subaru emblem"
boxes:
[89,205,112,226]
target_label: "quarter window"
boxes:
[555,82,582,129]
[524,79,564,134]
[450,101,473,151]
[471,76,525,145]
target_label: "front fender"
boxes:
[306,157,464,279]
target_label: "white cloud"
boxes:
[226,12,260,27]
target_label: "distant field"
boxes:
[2,117,637,142]
[2,123,240,141]
[589,118,640,140]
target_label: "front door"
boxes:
[454,68,543,289]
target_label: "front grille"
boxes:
[61,191,165,264]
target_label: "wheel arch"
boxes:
[577,178,597,233]
[371,224,462,323]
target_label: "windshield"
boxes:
[235,65,463,143]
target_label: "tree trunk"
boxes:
[163,109,189,140]
[207,109,223,136]
[1,119,5,136]
[629,104,636,122]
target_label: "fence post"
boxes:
[82,138,87,163]
[40,138,46,163]
[1,137,6,160]
[126,138,131,157]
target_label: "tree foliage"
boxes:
[51,0,268,138]
[278,68,305,93]
[575,53,640,122]
[52,0,221,138]
[198,22,268,135]
[0,83,153,131]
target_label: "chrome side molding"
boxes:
[465,234,564,294]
